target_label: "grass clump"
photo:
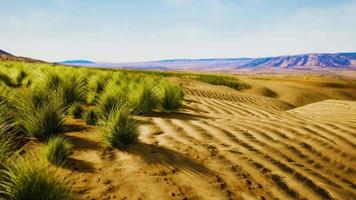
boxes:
[129,80,159,114]
[86,74,111,104]
[100,107,139,148]
[0,158,73,200]
[0,72,14,86]
[40,71,62,90]
[59,77,86,108]
[68,102,85,119]
[0,102,17,162]
[0,83,13,102]
[43,136,72,166]
[83,108,99,125]
[14,91,64,140]
[97,86,129,119]
[159,82,183,112]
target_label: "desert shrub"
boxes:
[100,107,139,148]
[83,108,99,125]
[67,103,85,119]
[159,82,183,112]
[14,91,64,140]
[43,136,72,166]
[190,74,250,90]
[129,80,159,114]
[0,158,73,200]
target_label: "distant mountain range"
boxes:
[64,52,356,71]
[1,49,356,71]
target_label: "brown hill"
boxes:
[0,49,45,63]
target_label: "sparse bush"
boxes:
[100,107,139,148]
[0,157,73,200]
[159,82,183,112]
[83,108,99,125]
[43,136,72,166]
[68,102,85,119]
[129,80,159,114]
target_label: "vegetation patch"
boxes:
[0,158,73,200]
[68,102,85,119]
[129,80,159,114]
[83,108,100,125]
[189,74,250,90]
[159,82,183,112]
[43,136,72,166]
[100,107,139,148]
[14,91,64,140]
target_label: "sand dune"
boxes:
[62,76,356,200]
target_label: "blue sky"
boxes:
[0,0,356,62]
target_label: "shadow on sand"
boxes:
[123,142,215,177]
[66,158,95,173]
[140,111,210,120]
[66,134,103,151]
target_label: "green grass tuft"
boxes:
[59,77,86,108]
[0,102,17,162]
[100,107,139,148]
[159,82,183,112]
[129,80,159,114]
[0,158,73,200]
[67,102,85,119]
[97,86,129,119]
[14,91,64,140]
[83,108,99,125]
[0,72,14,86]
[43,136,72,166]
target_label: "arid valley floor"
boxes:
[44,75,356,200]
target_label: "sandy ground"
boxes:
[54,76,355,200]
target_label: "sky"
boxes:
[0,0,356,62]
